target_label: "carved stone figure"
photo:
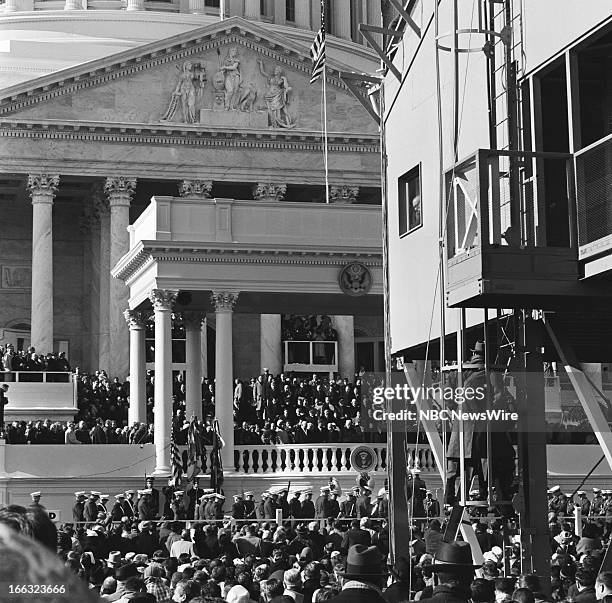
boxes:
[221,47,242,110]
[257,60,295,129]
[161,61,206,123]
[238,82,258,112]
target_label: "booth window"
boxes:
[398,165,422,237]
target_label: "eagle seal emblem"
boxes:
[339,262,372,296]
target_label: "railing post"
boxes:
[275,508,283,526]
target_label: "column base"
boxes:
[152,466,171,477]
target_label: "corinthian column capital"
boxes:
[123,309,147,329]
[178,179,213,198]
[252,182,287,202]
[27,174,60,203]
[211,291,239,312]
[149,289,178,311]
[104,176,137,207]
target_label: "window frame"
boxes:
[398,163,423,238]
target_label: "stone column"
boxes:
[244,0,259,19]
[295,0,311,28]
[183,311,205,421]
[105,177,136,379]
[126,0,144,9]
[150,289,178,475]
[98,201,111,373]
[201,317,208,379]
[334,0,351,39]
[27,174,59,355]
[211,291,239,471]
[260,314,282,374]
[125,310,147,425]
[366,0,382,47]
[334,315,355,380]
[64,0,82,9]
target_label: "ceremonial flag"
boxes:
[186,416,203,480]
[309,0,326,84]
[170,424,182,487]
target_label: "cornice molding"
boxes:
[113,244,382,283]
[0,120,379,154]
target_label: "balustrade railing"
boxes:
[230,443,436,474]
[282,340,338,377]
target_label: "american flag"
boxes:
[170,424,182,487]
[310,0,326,84]
[210,418,224,492]
[186,416,203,481]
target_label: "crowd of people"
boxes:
[6,476,612,603]
[1,365,390,445]
[0,343,71,379]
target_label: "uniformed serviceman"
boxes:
[213,494,225,519]
[288,490,302,519]
[328,490,340,519]
[29,491,45,511]
[264,490,277,519]
[340,488,358,518]
[231,494,246,520]
[277,488,290,518]
[111,494,125,521]
[186,478,205,520]
[73,492,86,523]
[591,488,603,516]
[315,486,334,519]
[84,492,100,522]
[577,491,591,518]
[301,488,315,519]
[244,491,256,520]
[122,490,136,519]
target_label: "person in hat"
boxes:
[301,490,315,520]
[84,492,99,523]
[577,491,591,518]
[288,490,303,519]
[122,490,135,520]
[231,494,246,520]
[73,491,86,523]
[340,489,358,519]
[445,342,489,505]
[105,562,140,602]
[418,541,480,603]
[243,491,256,520]
[213,493,225,519]
[264,490,277,519]
[29,491,45,511]
[328,544,387,602]
[591,489,603,516]
[138,489,155,521]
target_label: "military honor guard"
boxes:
[29,491,45,511]
[243,491,256,519]
[73,491,86,523]
[301,488,315,519]
[111,493,125,521]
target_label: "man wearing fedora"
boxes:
[328,544,387,603]
[446,342,488,505]
[417,541,479,603]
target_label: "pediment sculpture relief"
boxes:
[160,45,296,129]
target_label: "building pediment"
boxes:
[0,17,377,136]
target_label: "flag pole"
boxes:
[322,65,330,204]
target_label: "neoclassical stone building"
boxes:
[0,9,384,432]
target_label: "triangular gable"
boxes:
[0,17,378,135]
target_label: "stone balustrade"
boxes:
[228,443,436,475]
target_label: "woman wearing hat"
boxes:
[327,544,387,603]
